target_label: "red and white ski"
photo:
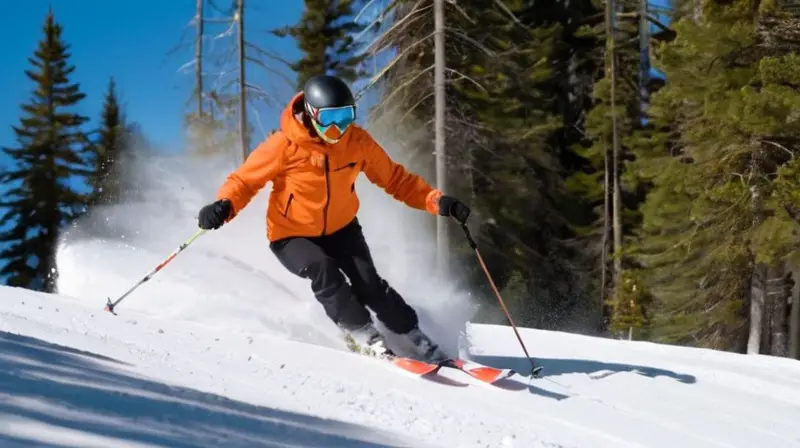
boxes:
[390,356,528,384]
[391,357,445,376]
[440,358,519,383]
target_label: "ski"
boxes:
[391,356,443,376]
[345,334,542,384]
[438,358,518,383]
[390,356,528,384]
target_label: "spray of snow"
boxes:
[54,126,479,357]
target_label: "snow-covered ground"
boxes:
[3,154,800,447]
[4,288,800,448]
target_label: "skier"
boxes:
[196,75,470,363]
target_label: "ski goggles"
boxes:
[308,105,356,131]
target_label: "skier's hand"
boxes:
[198,199,232,230]
[438,195,470,225]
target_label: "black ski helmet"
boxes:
[303,75,356,143]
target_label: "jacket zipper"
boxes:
[322,155,330,235]
[282,193,294,217]
[333,161,357,172]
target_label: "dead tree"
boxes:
[355,0,487,274]
[236,0,246,163]
[172,0,237,157]
[175,1,292,162]
[196,0,205,115]
[433,0,448,273]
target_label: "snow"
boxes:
[3,154,800,447]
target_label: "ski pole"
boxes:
[459,223,541,377]
[104,228,207,315]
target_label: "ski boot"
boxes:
[405,326,449,364]
[346,322,395,359]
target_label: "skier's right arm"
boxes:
[215,132,287,221]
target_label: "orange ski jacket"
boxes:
[215,92,444,241]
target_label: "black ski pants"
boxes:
[269,218,419,334]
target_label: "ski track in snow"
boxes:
[3,156,800,447]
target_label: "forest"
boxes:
[1,0,799,360]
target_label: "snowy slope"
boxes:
[3,154,800,447]
[4,288,800,448]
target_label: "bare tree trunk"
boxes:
[761,273,773,354]
[639,0,649,104]
[747,263,767,354]
[605,0,623,286]
[195,0,204,116]
[434,0,448,274]
[768,263,790,357]
[692,0,702,22]
[236,0,247,163]
[790,271,800,359]
[600,145,610,331]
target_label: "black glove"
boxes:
[198,199,232,230]
[438,195,470,224]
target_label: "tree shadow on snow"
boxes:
[471,354,697,385]
[0,331,418,448]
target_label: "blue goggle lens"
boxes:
[315,106,355,129]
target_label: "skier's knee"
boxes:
[304,257,343,289]
[310,264,370,329]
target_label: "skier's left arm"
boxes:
[357,127,471,223]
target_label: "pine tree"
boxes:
[88,77,128,206]
[563,0,674,335]
[272,0,367,89]
[0,10,91,291]
[446,2,588,329]
[631,0,800,350]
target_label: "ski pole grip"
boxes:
[460,224,477,250]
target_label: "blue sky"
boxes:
[0,1,305,158]
[0,1,311,283]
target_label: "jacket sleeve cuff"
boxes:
[425,189,443,215]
